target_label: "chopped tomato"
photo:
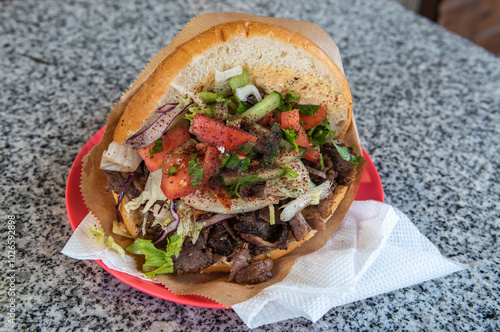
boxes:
[299,105,327,130]
[160,143,220,200]
[280,109,301,132]
[189,114,257,155]
[281,109,319,163]
[138,126,191,172]
[199,143,220,182]
[301,144,320,162]
[161,154,191,199]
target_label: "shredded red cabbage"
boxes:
[154,201,180,244]
[157,199,169,214]
[115,173,135,223]
[156,103,177,114]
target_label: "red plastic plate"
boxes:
[65,126,384,309]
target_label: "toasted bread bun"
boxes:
[110,20,353,275]
[113,20,352,145]
[112,191,141,238]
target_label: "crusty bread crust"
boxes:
[113,20,352,145]
[112,191,141,238]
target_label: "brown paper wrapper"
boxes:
[80,12,365,308]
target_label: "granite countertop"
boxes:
[1,0,499,330]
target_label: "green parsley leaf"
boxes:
[225,153,243,169]
[188,155,204,187]
[237,140,255,154]
[279,102,293,113]
[329,133,364,166]
[279,92,298,113]
[149,138,163,159]
[296,105,320,116]
[307,125,333,146]
[286,91,298,102]
[319,153,325,170]
[220,152,231,168]
[238,158,251,172]
[224,153,251,172]
[197,91,224,104]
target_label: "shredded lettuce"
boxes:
[230,68,252,92]
[125,169,167,215]
[126,235,184,278]
[268,204,275,225]
[184,104,214,124]
[88,226,126,260]
[265,159,311,200]
[190,221,205,244]
[197,91,223,104]
[235,84,262,102]
[150,203,172,228]
[178,95,193,109]
[279,180,332,221]
[175,206,206,244]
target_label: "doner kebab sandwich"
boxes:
[98,20,363,284]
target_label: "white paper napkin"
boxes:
[62,201,465,328]
[62,214,149,280]
[232,201,466,327]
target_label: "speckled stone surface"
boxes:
[1,0,499,330]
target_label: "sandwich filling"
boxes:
[100,66,362,284]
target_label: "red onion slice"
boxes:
[305,166,327,179]
[125,102,192,149]
[166,201,180,232]
[200,214,236,229]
